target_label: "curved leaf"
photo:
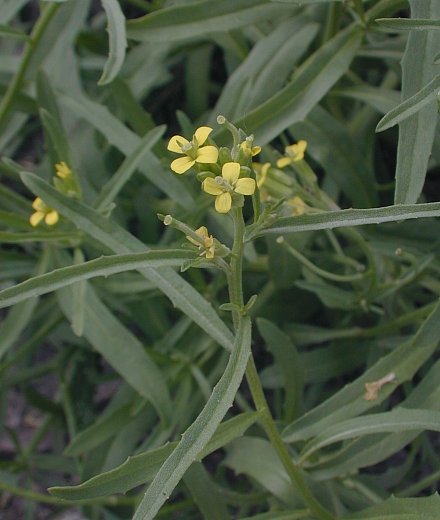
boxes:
[98,0,126,85]
[0,250,194,309]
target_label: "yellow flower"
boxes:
[202,162,256,214]
[287,196,307,216]
[276,140,307,168]
[55,161,72,179]
[167,126,219,174]
[186,226,216,259]
[29,197,59,227]
[240,140,261,158]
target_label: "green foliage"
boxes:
[1,1,440,519]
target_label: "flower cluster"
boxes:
[167,120,257,215]
[30,161,77,227]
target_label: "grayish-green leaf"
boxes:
[0,250,194,309]
[233,25,363,144]
[394,0,440,204]
[126,0,298,42]
[98,0,127,85]
[50,412,259,499]
[301,408,440,461]
[343,494,440,519]
[376,17,440,30]
[258,202,440,236]
[376,72,440,131]
[133,317,251,520]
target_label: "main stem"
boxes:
[227,207,333,520]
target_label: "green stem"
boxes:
[0,3,59,128]
[226,207,333,520]
[245,357,332,520]
[279,237,366,283]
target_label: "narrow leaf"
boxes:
[133,318,251,520]
[376,72,440,131]
[98,0,127,85]
[301,408,440,461]
[394,0,440,204]
[376,17,440,30]
[0,250,194,309]
[126,0,297,42]
[256,202,440,237]
[50,412,259,499]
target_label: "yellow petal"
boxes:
[45,210,59,226]
[194,126,213,146]
[221,162,240,185]
[251,146,261,156]
[171,156,195,174]
[203,177,223,195]
[55,161,71,179]
[167,135,190,153]
[195,226,209,239]
[235,178,256,196]
[215,192,232,213]
[30,211,44,227]
[276,157,292,169]
[297,140,307,154]
[32,197,45,211]
[196,145,218,164]
[205,246,215,259]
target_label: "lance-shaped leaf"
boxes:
[393,0,440,204]
[233,25,363,144]
[50,410,258,500]
[126,0,298,42]
[0,250,194,309]
[376,72,440,131]
[132,317,251,520]
[252,202,440,238]
[376,17,440,30]
[98,0,126,85]
[343,494,440,519]
[300,408,440,462]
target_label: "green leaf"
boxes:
[126,0,298,42]
[94,125,165,211]
[98,0,127,85]
[0,250,194,309]
[343,494,440,519]
[394,0,440,204]
[376,72,440,131]
[257,319,303,422]
[20,172,234,351]
[50,411,259,500]
[376,17,440,30]
[301,408,440,461]
[57,281,172,424]
[65,403,135,456]
[233,25,363,144]
[282,298,440,442]
[258,202,440,237]
[132,317,251,520]
[183,463,231,520]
